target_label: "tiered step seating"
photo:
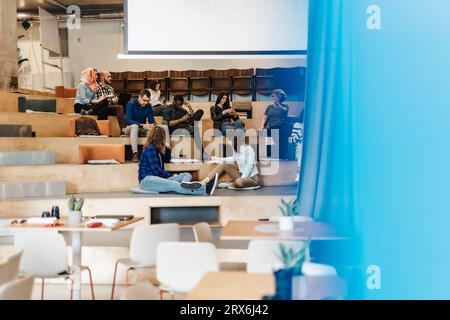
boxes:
[0,89,303,284]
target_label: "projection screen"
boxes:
[124,0,308,55]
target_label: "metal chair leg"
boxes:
[41,278,45,300]
[70,279,73,300]
[85,267,95,300]
[110,260,120,300]
[126,267,135,288]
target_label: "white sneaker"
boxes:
[295,174,300,182]
[206,173,219,196]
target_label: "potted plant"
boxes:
[67,195,84,225]
[278,199,299,231]
[264,244,307,300]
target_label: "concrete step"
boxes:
[0,112,122,137]
[0,161,298,193]
[0,151,55,166]
[0,135,284,163]
[0,180,66,200]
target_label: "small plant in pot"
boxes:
[67,195,84,225]
[264,244,307,300]
[278,199,299,231]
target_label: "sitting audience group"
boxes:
[73,67,298,193]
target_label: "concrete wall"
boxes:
[0,0,18,90]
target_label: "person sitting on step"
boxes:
[74,68,109,120]
[210,93,244,136]
[163,95,203,135]
[163,95,210,161]
[123,89,155,162]
[148,79,165,116]
[207,129,259,189]
[139,125,218,195]
[95,70,126,130]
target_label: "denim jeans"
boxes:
[139,172,206,195]
[220,119,244,136]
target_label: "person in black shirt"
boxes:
[210,93,244,136]
[163,95,204,135]
[163,95,210,160]
[260,89,290,159]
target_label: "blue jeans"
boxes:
[220,119,244,136]
[139,172,206,195]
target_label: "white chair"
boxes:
[247,240,308,273]
[0,273,35,300]
[192,222,246,271]
[301,262,337,276]
[268,215,313,222]
[0,250,23,286]
[14,232,95,300]
[156,242,219,297]
[110,223,180,300]
[192,222,214,243]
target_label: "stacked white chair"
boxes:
[156,242,219,298]
[110,223,180,299]
[0,273,35,300]
[15,232,95,300]
[0,250,23,286]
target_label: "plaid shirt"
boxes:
[138,145,173,182]
[95,82,117,104]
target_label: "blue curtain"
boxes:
[299,0,450,298]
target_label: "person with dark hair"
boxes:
[139,126,218,195]
[123,89,155,162]
[148,80,165,116]
[163,95,210,160]
[95,70,126,130]
[163,95,204,135]
[210,93,244,136]
[74,68,109,120]
[261,89,290,159]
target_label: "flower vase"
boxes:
[279,216,294,231]
[68,211,82,225]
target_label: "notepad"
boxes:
[87,159,120,165]
[27,217,57,224]
[170,158,201,164]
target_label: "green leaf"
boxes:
[68,195,75,211]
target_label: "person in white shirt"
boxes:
[203,129,259,189]
[290,122,303,182]
[148,80,164,116]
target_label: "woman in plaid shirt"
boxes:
[139,126,218,195]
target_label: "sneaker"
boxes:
[218,182,231,189]
[131,153,139,162]
[206,173,219,196]
[180,181,203,190]
[295,173,300,182]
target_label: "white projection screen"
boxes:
[125,0,308,55]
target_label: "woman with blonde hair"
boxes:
[138,126,218,195]
[74,67,109,119]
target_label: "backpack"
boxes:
[75,116,101,136]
